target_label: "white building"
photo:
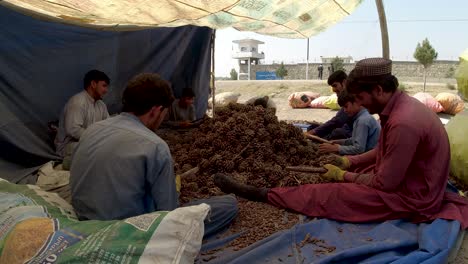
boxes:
[232,39,265,80]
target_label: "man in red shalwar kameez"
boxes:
[214,58,468,228]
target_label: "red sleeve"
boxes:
[347,147,377,167]
[345,124,419,191]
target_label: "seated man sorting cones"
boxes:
[306,70,354,140]
[214,58,468,228]
[318,90,380,155]
[70,73,237,238]
[55,70,110,169]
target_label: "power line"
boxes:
[343,18,468,23]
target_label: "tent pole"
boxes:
[306,38,309,80]
[248,58,251,80]
[211,30,216,117]
[375,0,390,59]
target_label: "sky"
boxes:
[214,0,468,77]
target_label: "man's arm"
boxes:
[189,105,196,121]
[338,119,369,155]
[103,106,110,119]
[312,108,348,138]
[64,102,86,140]
[348,147,377,162]
[333,139,347,145]
[148,146,179,211]
[344,124,419,191]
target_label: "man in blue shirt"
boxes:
[70,73,237,238]
[307,70,354,140]
[318,90,380,155]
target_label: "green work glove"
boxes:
[334,155,351,170]
[323,164,346,181]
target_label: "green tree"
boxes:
[445,66,456,78]
[230,68,238,80]
[331,57,345,72]
[414,38,438,91]
[275,62,288,79]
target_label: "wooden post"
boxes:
[375,0,390,59]
[211,30,216,117]
[306,38,309,80]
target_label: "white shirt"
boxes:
[55,90,109,156]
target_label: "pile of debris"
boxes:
[159,103,336,248]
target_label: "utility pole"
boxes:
[375,0,390,59]
[306,38,309,80]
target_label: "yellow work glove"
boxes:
[322,164,346,182]
[334,155,351,170]
[176,174,181,193]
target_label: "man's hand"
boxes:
[333,155,351,170]
[322,164,346,181]
[318,143,339,154]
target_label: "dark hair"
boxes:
[347,69,399,94]
[84,70,110,89]
[122,73,174,115]
[337,90,356,107]
[181,88,195,98]
[327,70,347,86]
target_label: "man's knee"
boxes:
[207,195,238,220]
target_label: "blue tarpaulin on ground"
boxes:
[199,218,461,264]
[198,184,463,263]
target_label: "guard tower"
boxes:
[232,39,265,80]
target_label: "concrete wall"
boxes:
[239,61,459,80]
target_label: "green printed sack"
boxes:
[446,110,468,185]
[0,179,208,264]
[456,49,468,100]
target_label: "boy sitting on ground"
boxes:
[167,87,196,127]
[318,90,380,155]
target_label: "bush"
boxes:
[446,83,456,90]
[399,83,408,93]
[445,66,456,78]
[331,57,345,72]
[279,84,288,90]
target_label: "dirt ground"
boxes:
[214,79,468,263]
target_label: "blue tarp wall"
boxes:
[0,5,213,183]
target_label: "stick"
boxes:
[304,133,332,144]
[285,166,327,173]
[293,175,302,185]
[180,167,199,178]
[232,143,251,161]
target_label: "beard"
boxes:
[364,96,384,115]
